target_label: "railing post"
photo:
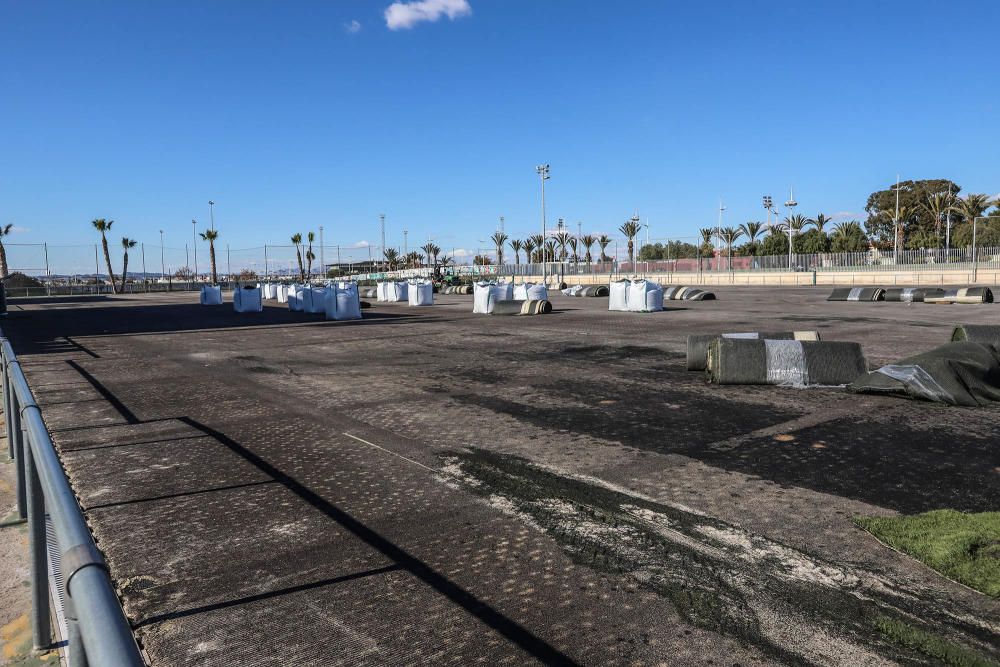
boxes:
[25,442,52,650]
[2,347,11,460]
[12,374,26,520]
[65,596,89,667]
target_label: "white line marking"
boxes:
[342,432,436,472]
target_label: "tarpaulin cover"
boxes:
[325,283,362,321]
[951,325,1000,345]
[233,286,263,313]
[707,339,866,386]
[513,283,549,301]
[200,285,223,306]
[924,287,994,304]
[827,287,886,301]
[849,342,1000,406]
[408,281,434,306]
[491,299,553,316]
[686,331,821,371]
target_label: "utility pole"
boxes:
[192,219,198,279]
[159,230,165,280]
[536,164,550,281]
[209,200,215,231]
[785,188,798,271]
[404,229,408,257]
[717,199,725,270]
[379,214,386,271]
[894,175,901,261]
[945,184,953,257]
[319,226,325,278]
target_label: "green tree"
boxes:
[523,237,537,264]
[920,192,954,242]
[509,238,523,265]
[598,235,611,262]
[421,243,435,266]
[698,227,715,257]
[491,231,508,265]
[383,247,400,270]
[719,227,744,269]
[796,229,829,253]
[809,213,834,234]
[759,230,789,256]
[830,221,868,253]
[0,223,13,278]
[199,229,220,283]
[306,231,315,277]
[865,179,961,247]
[554,230,571,262]
[92,219,118,293]
[664,240,699,259]
[638,242,664,261]
[543,239,557,263]
[568,237,579,265]
[580,234,596,263]
[120,237,137,290]
[619,218,641,267]
[739,222,764,255]
[949,194,994,246]
[291,233,305,280]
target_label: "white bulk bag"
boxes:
[301,287,327,314]
[473,283,495,314]
[276,285,289,303]
[608,281,628,311]
[233,286,263,313]
[627,280,663,312]
[377,281,407,302]
[525,283,547,300]
[325,283,362,321]
[200,285,223,306]
[408,281,434,306]
[264,283,278,299]
[287,284,304,311]
[492,283,513,302]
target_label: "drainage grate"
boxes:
[45,512,70,655]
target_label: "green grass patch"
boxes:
[855,510,1000,598]
[873,616,998,667]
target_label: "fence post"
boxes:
[2,348,11,460]
[11,367,26,520]
[44,243,51,296]
[25,443,52,650]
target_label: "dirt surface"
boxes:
[1,287,998,666]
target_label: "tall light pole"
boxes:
[379,213,386,271]
[945,184,953,257]
[785,188,798,271]
[404,229,408,258]
[208,200,215,231]
[499,216,504,233]
[717,199,725,271]
[893,175,901,261]
[763,195,773,230]
[973,217,986,283]
[536,164,550,281]
[192,219,198,279]
[319,226,325,278]
[159,230,165,279]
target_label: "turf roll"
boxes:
[883,287,929,302]
[491,299,552,315]
[951,325,1000,345]
[849,342,1000,406]
[925,287,994,304]
[686,331,821,371]
[581,285,609,297]
[663,286,685,300]
[683,289,716,301]
[707,338,866,386]
[827,287,885,302]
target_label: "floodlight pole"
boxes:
[319,226,325,278]
[973,217,985,283]
[159,230,165,281]
[536,164,550,282]
[945,184,952,257]
[785,188,798,271]
[893,175,901,262]
[379,214,386,272]
[192,219,198,280]
[717,199,725,271]
[209,200,215,231]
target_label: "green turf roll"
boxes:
[827,287,885,302]
[683,289,716,301]
[580,285,609,297]
[490,299,552,315]
[849,342,1000,406]
[707,338,866,386]
[686,331,821,371]
[883,287,929,302]
[951,325,1000,345]
[925,287,994,304]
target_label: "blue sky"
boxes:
[2,0,998,265]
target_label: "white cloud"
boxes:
[349,240,371,248]
[344,20,362,33]
[449,248,473,257]
[384,0,471,30]
[11,226,30,233]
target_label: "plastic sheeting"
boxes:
[849,342,1000,406]
[325,283,362,321]
[408,281,434,306]
[377,281,408,302]
[233,286,263,313]
[200,285,223,306]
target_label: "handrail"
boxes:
[1,336,144,667]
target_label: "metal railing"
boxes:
[2,335,144,666]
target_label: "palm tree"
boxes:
[383,247,401,270]
[699,228,715,258]
[921,192,953,239]
[809,213,833,234]
[0,224,13,278]
[92,219,118,293]
[509,238,523,265]
[530,234,545,262]
[421,243,435,267]
[491,231,508,266]
[430,244,441,267]
[598,234,611,262]
[719,227,744,270]
[619,218,641,267]
[291,233,305,280]
[580,234,595,264]
[950,194,993,240]
[879,205,915,255]
[522,238,537,265]
[568,237,579,266]
[199,229,220,284]
[543,240,557,263]
[306,231,315,277]
[739,222,764,256]
[554,230,571,262]
[784,214,809,233]
[439,255,452,267]
[120,237,137,291]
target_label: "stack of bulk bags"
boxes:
[325,283,362,321]
[608,280,629,311]
[408,280,434,306]
[472,282,513,314]
[276,284,289,304]
[609,280,663,312]
[263,283,278,300]
[513,283,548,301]
[377,281,408,302]
[287,284,304,311]
[233,286,263,313]
[200,285,223,305]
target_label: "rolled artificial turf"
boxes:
[686,331,821,371]
[707,338,866,386]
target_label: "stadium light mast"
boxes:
[763,195,773,229]
[785,188,798,271]
[717,199,726,270]
[208,200,215,231]
[379,213,386,271]
[536,164,550,281]
[192,219,198,279]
